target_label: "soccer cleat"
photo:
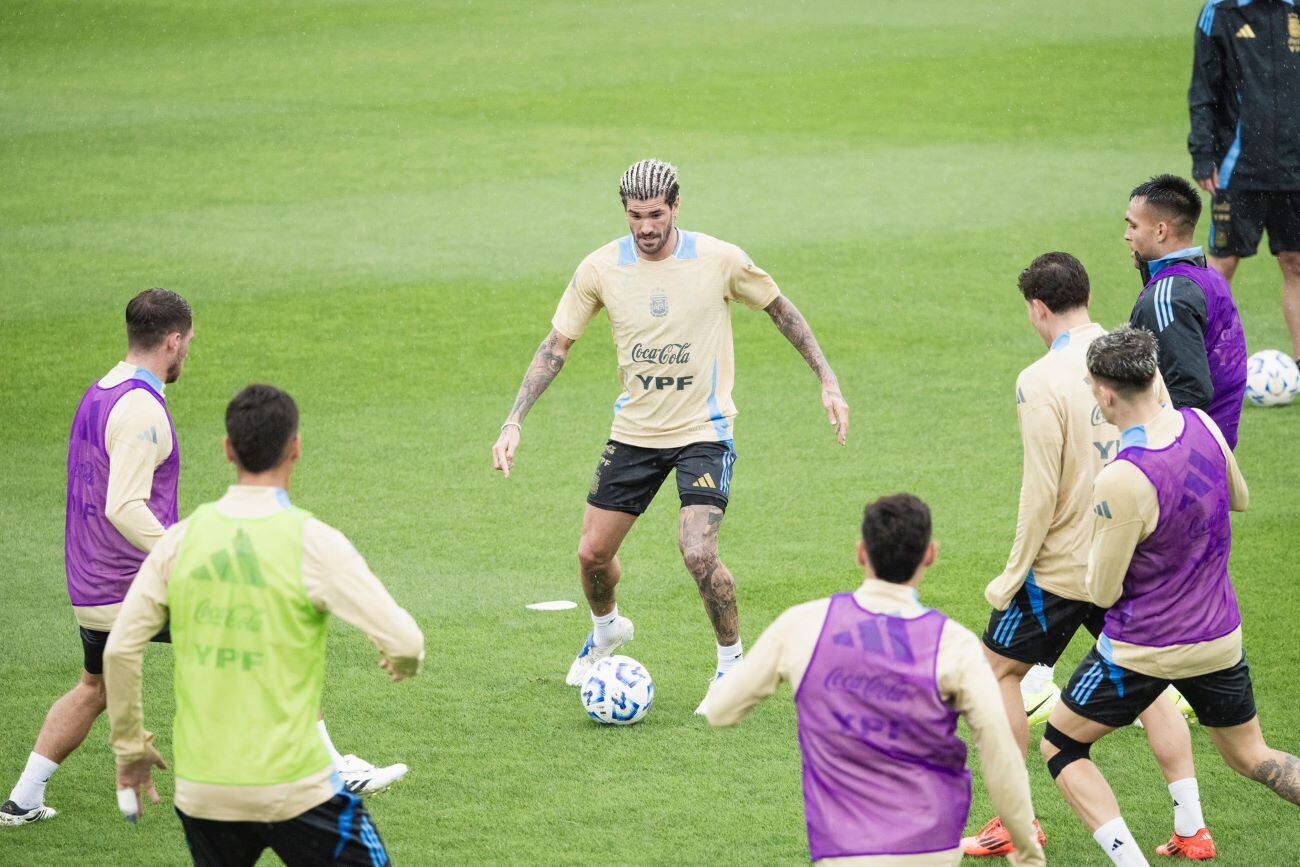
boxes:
[694,668,730,716]
[337,755,408,795]
[1023,681,1061,728]
[1167,686,1197,724]
[962,816,1046,857]
[564,616,634,687]
[0,800,57,826]
[1155,828,1216,860]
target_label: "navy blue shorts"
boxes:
[177,791,389,866]
[1061,648,1257,729]
[79,624,171,676]
[982,576,1106,667]
[587,439,737,516]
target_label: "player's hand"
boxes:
[379,654,420,682]
[116,749,166,821]
[492,424,521,479]
[821,381,850,445]
[1196,167,1219,196]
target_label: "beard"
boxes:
[166,356,185,383]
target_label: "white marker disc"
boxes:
[526,600,578,611]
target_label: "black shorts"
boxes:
[1208,189,1300,258]
[1061,648,1257,729]
[587,439,737,516]
[79,624,171,676]
[982,575,1106,667]
[177,791,389,867]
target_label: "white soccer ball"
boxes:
[1244,349,1300,407]
[580,655,654,725]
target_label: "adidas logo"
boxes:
[692,473,717,490]
[1235,24,1256,38]
[1112,838,1125,851]
[1094,501,1113,519]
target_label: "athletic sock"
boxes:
[9,753,58,809]
[716,640,744,675]
[1169,777,1205,837]
[1093,816,1149,867]
[592,606,620,646]
[317,719,345,767]
[1021,664,1055,696]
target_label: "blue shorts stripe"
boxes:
[1070,662,1102,703]
[335,791,360,859]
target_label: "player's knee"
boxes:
[77,679,107,712]
[1214,256,1240,280]
[577,539,614,574]
[681,546,719,583]
[1042,723,1091,780]
[1278,252,1300,280]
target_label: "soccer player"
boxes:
[491,159,850,711]
[1041,326,1300,867]
[707,494,1045,867]
[0,289,193,826]
[1125,175,1246,449]
[1,292,398,828]
[105,385,424,866]
[1189,0,1300,359]
[966,255,1210,858]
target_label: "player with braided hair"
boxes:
[492,158,850,714]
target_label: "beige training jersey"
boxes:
[1087,407,1248,679]
[76,361,177,632]
[551,230,781,448]
[708,580,1044,867]
[986,324,1173,610]
[105,485,425,822]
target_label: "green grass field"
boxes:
[2,1,1297,863]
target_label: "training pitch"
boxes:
[1,1,1296,864]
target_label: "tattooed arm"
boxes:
[764,295,850,444]
[492,328,575,478]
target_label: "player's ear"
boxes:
[288,433,302,464]
[923,540,938,568]
[856,539,868,567]
[223,436,238,466]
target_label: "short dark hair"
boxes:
[225,385,299,473]
[1130,174,1201,238]
[125,288,192,350]
[1018,252,1090,313]
[1086,326,1159,395]
[861,494,932,584]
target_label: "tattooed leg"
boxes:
[1251,754,1300,805]
[577,505,637,617]
[1208,717,1300,806]
[679,505,739,645]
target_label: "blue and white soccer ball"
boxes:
[1244,349,1300,407]
[581,655,653,725]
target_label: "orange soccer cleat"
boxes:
[962,816,1046,857]
[1155,828,1217,860]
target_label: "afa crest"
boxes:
[650,291,668,318]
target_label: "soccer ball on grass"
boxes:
[1244,350,1299,407]
[581,655,653,725]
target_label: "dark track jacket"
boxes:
[1189,0,1300,190]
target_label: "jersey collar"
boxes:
[1144,246,1204,280]
[131,366,166,397]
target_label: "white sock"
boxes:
[716,640,744,674]
[1169,778,1204,837]
[9,753,58,809]
[1021,664,1055,696]
[317,719,345,766]
[592,606,620,646]
[1093,816,1149,867]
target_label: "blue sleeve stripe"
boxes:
[1219,113,1244,190]
[1153,279,1172,331]
[1198,1,1217,36]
